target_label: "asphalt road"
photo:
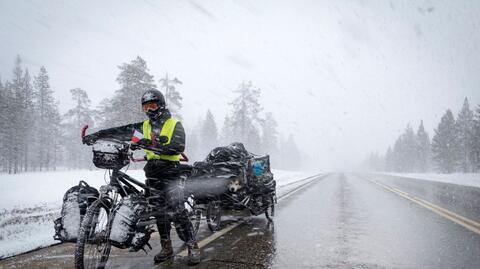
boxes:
[2,173,480,269]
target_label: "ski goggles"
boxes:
[142,101,160,112]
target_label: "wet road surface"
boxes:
[193,173,480,269]
[1,173,480,269]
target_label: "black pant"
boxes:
[144,160,195,242]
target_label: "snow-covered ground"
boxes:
[0,168,317,258]
[381,173,480,188]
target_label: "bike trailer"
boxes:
[54,181,99,242]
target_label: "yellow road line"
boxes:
[367,179,480,235]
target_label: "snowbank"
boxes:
[272,169,317,186]
[382,173,480,188]
[0,168,317,258]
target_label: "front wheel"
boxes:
[75,199,112,269]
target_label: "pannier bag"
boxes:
[54,181,99,242]
[92,140,130,169]
[248,155,276,194]
[109,195,147,248]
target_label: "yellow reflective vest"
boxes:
[142,117,180,161]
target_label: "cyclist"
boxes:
[82,89,200,265]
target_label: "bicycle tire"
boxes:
[206,200,222,232]
[192,208,202,236]
[265,195,275,222]
[75,198,112,269]
[176,208,202,242]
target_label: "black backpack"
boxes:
[53,181,99,242]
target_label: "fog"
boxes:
[1,0,480,171]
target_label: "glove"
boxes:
[137,138,152,147]
[130,138,152,150]
[82,134,97,145]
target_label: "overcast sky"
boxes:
[1,0,480,170]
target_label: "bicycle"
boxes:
[74,126,201,269]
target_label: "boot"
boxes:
[154,239,174,263]
[187,242,201,265]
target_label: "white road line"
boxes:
[276,176,321,202]
[367,178,480,235]
[176,222,242,257]
[41,254,120,259]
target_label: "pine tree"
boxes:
[415,120,430,172]
[11,56,24,173]
[367,151,384,171]
[186,128,201,161]
[99,56,157,128]
[20,69,36,172]
[391,125,417,172]
[392,136,403,172]
[0,58,62,173]
[1,81,15,173]
[159,74,183,119]
[385,146,394,172]
[63,88,95,169]
[260,112,279,164]
[432,109,459,173]
[403,125,417,172]
[471,105,480,172]
[455,98,474,172]
[0,77,7,172]
[34,66,60,171]
[220,115,234,145]
[200,110,218,156]
[246,127,262,154]
[228,81,263,151]
[280,135,301,170]
[48,104,62,170]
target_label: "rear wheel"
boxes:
[75,199,112,269]
[265,195,275,222]
[206,200,222,232]
[191,207,202,236]
[185,196,202,237]
[176,202,202,242]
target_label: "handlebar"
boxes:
[81,124,190,162]
[81,125,89,140]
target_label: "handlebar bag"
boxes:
[92,140,130,169]
[54,181,99,242]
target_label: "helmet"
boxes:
[141,89,165,106]
[141,89,166,121]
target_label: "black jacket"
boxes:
[88,110,185,156]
